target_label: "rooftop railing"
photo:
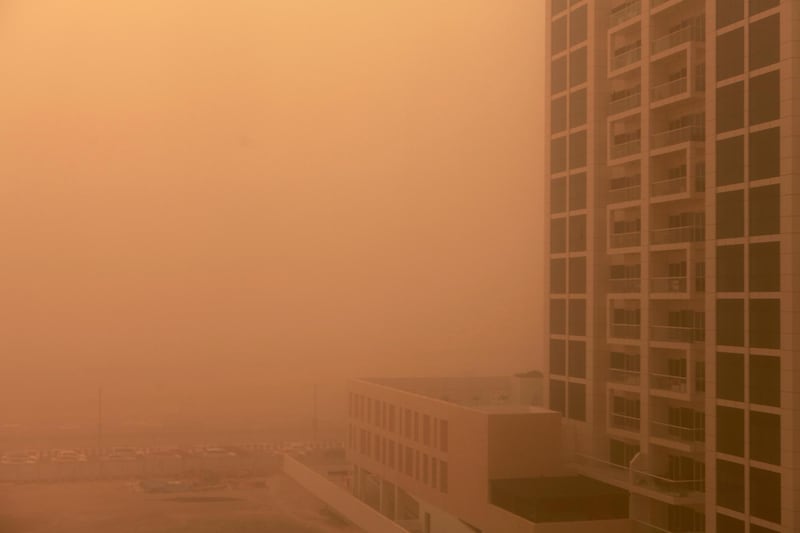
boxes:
[609,368,641,385]
[650,224,704,245]
[650,325,705,343]
[651,24,704,55]
[610,322,641,339]
[608,183,641,203]
[609,277,642,293]
[650,276,687,293]
[611,46,642,70]
[610,230,642,248]
[650,419,705,443]
[649,371,688,393]
[610,138,641,159]
[609,0,641,27]
[609,91,642,115]
[651,124,705,149]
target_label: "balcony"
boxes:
[649,372,687,393]
[609,91,642,115]
[571,454,631,487]
[630,469,704,504]
[651,125,704,149]
[651,174,705,198]
[650,419,704,444]
[610,231,641,248]
[651,22,704,56]
[610,138,641,159]
[610,323,641,340]
[650,224,703,245]
[609,277,642,293]
[609,368,641,386]
[650,325,704,343]
[650,76,687,103]
[609,0,640,28]
[608,183,641,203]
[611,45,642,71]
[650,276,687,293]
[610,412,641,432]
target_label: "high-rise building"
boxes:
[545,1,793,531]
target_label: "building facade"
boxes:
[545,0,798,531]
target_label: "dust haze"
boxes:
[0,1,545,433]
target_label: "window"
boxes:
[716,352,744,401]
[716,0,743,28]
[551,177,567,213]
[716,514,744,533]
[439,420,448,452]
[552,16,567,55]
[551,136,567,173]
[717,299,744,346]
[750,411,780,465]
[750,15,780,71]
[750,298,780,349]
[551,96,567,133]
[551,299,566,334]
[551,258,566,293]
[568,299,586,336]
[717,245,744,292]
[750,71,780,125]
[717,29,744,81]
[716,459,745,511]
[567,383,586,421]
[750,0,779,15]
[717,406,744,456]
[551,217,566,253]
[550,379,566,415]
[569,214,586,251]
[552,0,567,16]
[750,242,780,292]
[423,415,430,446]
[569,47,587,87]
[569,130,587,169]
[568,341,586,378]
[716,136,744,185]
[550,339,566,375]
[716,82,744,133]
[750,127,780,180]
[569,89,587,128]
[750,525,779,533]
[750,467,781,523]
[569,172,586,210]
[751,354,780,407]
[569,5,587,46]
[568,256,586,293]
[716,190,744,238]
[750,185,780,236]
[439,460,449,494]
[552,57,567,94]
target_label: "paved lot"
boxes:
[0,474,363,533]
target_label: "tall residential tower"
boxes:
[545,0,797,531]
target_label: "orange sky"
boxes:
[0,1,545,425]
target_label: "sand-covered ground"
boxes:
[0,474,362,533]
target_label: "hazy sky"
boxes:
[0,1,545,425]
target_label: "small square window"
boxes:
[750,15,780,71]
[750,127,780,180]
[717,82,744,133]
[716,352,744,401]
[751,354,780,407]
[717,245,744,292]
[717,136,744,186]
[551,258,566,293]
[750,298,780,349]
[716,190,744,239]
[750,467,781,523]
[717,406,745,457]
[750,411,780,465]
[750,71,780,125]
[750,185,780,236]
[750,241,780,292]
[717,29,744,81]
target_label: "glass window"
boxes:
[716,352,744,401]
[568,256,586,293]
[552,16,567,55]
[551,258,566,293]
[716,0,744,28]
[717,406,745,456]
[569,214,586,252]
[750,411,780,465]
[750,71,780,125]
[567,382,586,421]
[750,242,780,292]
[750,298,780,349]
[568,298,586,336]
[551,217,566,253]
[550,299,566,334]
[569,130,587,169]
[552,0,567,16]
[751,354,780,407]
[716,190,744,239]
[750,127,780,180]
[717,514,744,533]
[550,339,566,375]
[751,525,780,533]
[551,136,567,173]
[717,29,744,81]
[570,47,587,87]
[717,136,744,185]
[717,299,745,346]
[716,82,744,133]
[551,96,567,133]
[717,459,745,512]
[550,379,566,415]
[750,15,780,71]
[569,89,587,128]
[569,5,587,46]
[552,56,567,94]
[568,340,586,378]
[750,0,780,15]
[569,172,586,210]
[551,177,567,213]
[750,467,781,523]
[717,245,744,292]
[750,185,780,236]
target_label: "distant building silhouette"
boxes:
[546,1,790,531]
